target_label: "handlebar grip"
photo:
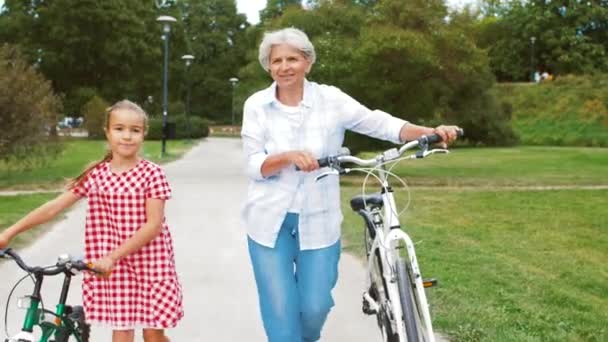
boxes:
[86,262,110,277]
[317,157,330,168]
[423,128,464,144]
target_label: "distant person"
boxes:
[541,71,549,81]
[0,100,183,342]
[534,70,541,83]
[240,27,461,342]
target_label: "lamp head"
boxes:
[157,15,177,33]
[182,54,195,67]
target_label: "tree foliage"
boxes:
[0,44,63,160]
[0,0,248,124]
[476,0,608,80]
[82,95,109,139]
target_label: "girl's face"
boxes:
[105,109,145,160]
[269,44,311,90]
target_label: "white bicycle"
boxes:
[317,131,462,342]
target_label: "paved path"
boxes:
[0,138,380,341]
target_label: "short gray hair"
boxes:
[258,28,316,72]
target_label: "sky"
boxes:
[236,0,479,25]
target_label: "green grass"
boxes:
[348,146,608,187]
[494,74,608,146]
[0,139,196,190]
[0,193,59,249]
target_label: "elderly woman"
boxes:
[241,28,460,342]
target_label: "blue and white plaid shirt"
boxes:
[241,80,408,250]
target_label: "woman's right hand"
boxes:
[287,151,319,172]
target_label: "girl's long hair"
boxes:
[67,100,148,189]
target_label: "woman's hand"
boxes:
[433,125,461,147]
[287,151,319,172]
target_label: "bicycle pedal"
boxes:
[362,299,377,315]
[362,292,378,315]
[423,278,438,288]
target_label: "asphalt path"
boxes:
[0,138,381,341]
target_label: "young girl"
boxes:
[0,100,183,342]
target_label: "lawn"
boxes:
[0,193,59,250]
[348,146,608,187]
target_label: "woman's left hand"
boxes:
[433,125,461,146]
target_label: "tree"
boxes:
[1,0,162,115]
[476,0,608,80]
[0,44,63,161]
[260,0,303,22]
[175,0,249,122]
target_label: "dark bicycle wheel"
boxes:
[70,306,90,342]
[396,257,421,342]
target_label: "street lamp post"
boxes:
[157,15,177,157]
[229,77,239,126]
[181,54,195,140]
[530,36,536,82]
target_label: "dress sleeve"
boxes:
[70,173,90,197]
[146,167,172,200]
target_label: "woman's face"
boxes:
[268,44,311,90]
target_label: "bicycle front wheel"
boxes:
[396,257,421,342]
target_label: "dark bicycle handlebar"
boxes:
[0,248,96,276]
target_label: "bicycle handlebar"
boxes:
[321,129,464,169]
[293,129,463,171]
[0,248,96,276]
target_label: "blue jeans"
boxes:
[248,213,341,342]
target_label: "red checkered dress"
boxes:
[71,159,183,329]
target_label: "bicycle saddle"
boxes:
[350,193,384,211]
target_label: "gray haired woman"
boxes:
[241,27,460,342]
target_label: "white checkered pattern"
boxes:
[72,159,183,328]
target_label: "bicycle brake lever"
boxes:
[315,169,339,181]
[416,149,449,158]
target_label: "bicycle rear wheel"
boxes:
[396,257,421,342]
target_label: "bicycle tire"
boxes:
[396,257,421,342]
[71,306,90,342]
[372,251,407,342]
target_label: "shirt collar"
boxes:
[262,79,313,108]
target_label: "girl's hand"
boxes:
[287,151,319,172]
[92,255,116,276]
[0,231,13,249]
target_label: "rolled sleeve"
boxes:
[243,138,268,181]
[241,98,269,181]
[336,88,409,143]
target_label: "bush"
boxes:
[147,114,210,140]
[82,95,109,139]
[0,44,63,162]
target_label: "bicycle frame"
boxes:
[2,250,90,342]
[364,165,436,342]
